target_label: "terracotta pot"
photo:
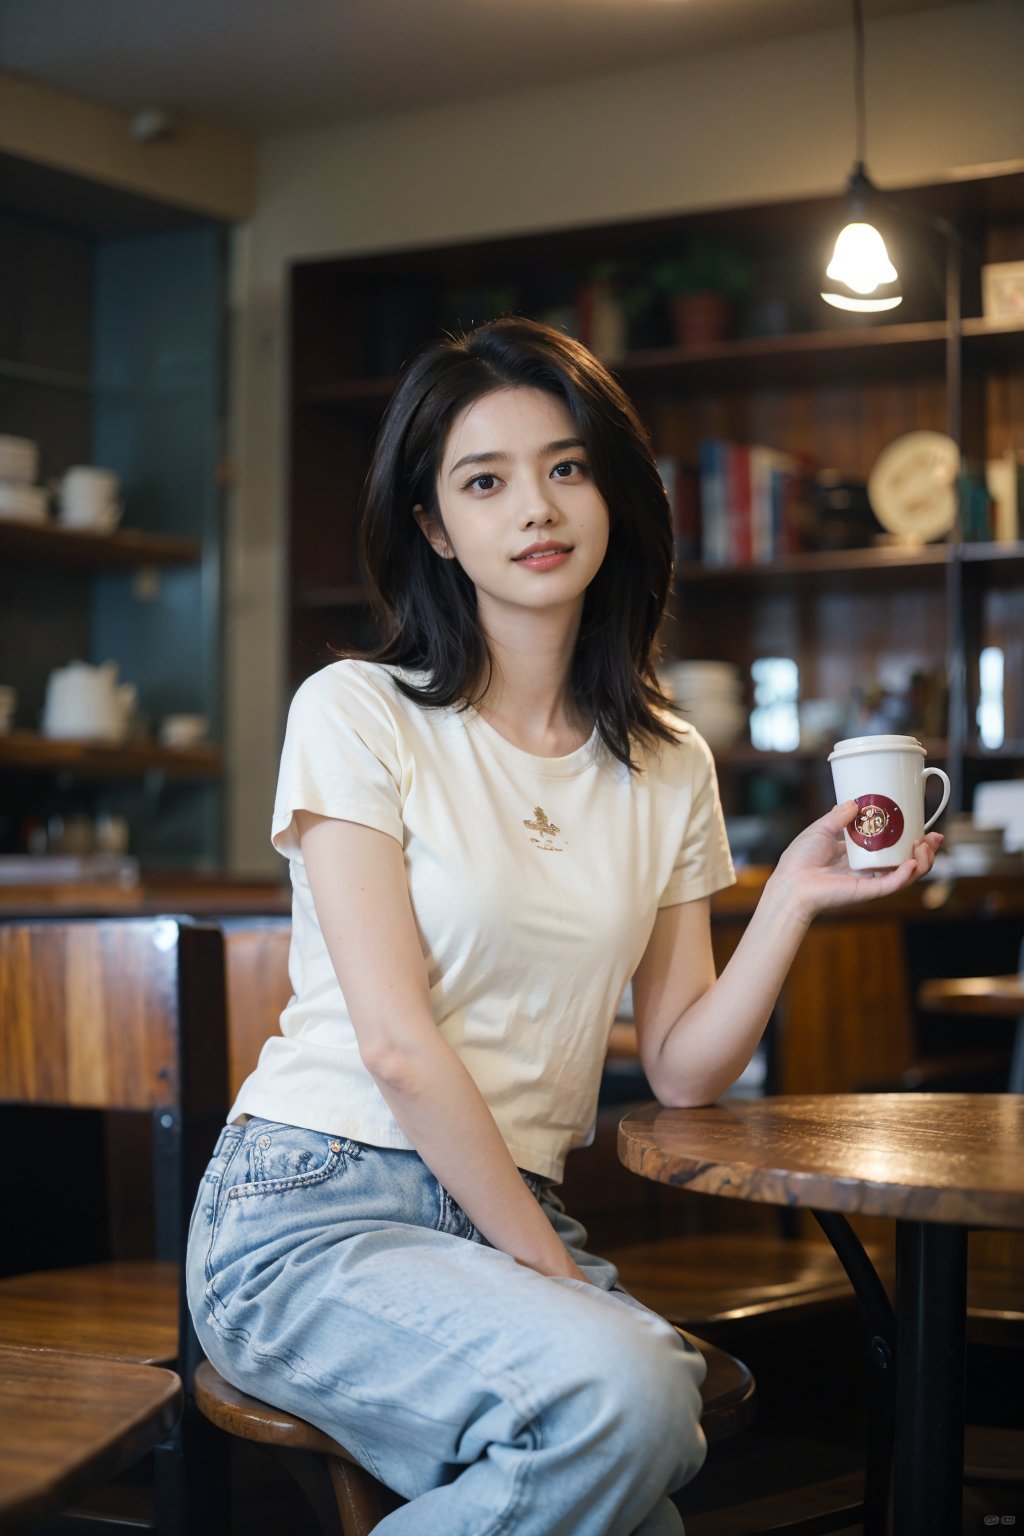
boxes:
[670,292,735,347]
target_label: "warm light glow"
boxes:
[821,292,903,313]
[826,221,898,292]
[822,220,902,310]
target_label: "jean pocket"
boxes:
[225,1122,359,1201]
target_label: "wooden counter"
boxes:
[0,870,290,918]
[0,864,1018,923]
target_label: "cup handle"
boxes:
[922,766,951,831]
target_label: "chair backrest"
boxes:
[0,917,229,1265]
[219,920,294,1097]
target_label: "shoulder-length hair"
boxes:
[341,315,684,773]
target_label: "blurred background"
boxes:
[0,0,1022,883]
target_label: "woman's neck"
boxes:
[470,631,589,751]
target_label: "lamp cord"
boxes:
[853,0,866,167]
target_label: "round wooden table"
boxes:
[619,1094,1024,1536]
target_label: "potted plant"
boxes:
[653,242,752,347]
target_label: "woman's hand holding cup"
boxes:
[769,733,949,923]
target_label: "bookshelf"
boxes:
[286,169,1024,838]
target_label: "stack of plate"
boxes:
[659,660,747,751]
[936,814,1021,875]
[0,435,48,523]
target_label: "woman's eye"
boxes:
[467,473,498,492]
[552,459,589,480]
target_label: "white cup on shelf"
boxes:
[58,466,123,532]
[158,714,209,748]
[0,435,39,484]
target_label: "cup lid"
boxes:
[829,733,926,761]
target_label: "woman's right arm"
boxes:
[295,809,588,1283]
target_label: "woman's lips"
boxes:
[513,549,573,569]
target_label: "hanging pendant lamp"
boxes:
[821,0,902,313]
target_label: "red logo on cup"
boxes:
[848,793,905,852]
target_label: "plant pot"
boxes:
[670,292,736,347]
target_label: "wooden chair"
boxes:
[0,1346,183,1536]
[218,916,295,1096]
[918,966,1024,1094]
[0,917,231,1534]
[193,1328,755,1536]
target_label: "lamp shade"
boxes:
[822,220,902,312]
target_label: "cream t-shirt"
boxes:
[229,658,735,1180]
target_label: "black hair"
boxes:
[340,315,684,773]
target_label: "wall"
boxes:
[0,72,254,221]
[227,0,1024,872]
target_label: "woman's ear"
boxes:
[413,503,454,559]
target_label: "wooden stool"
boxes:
[918,973,1024,1092]
[194,1331,755,1536]
[0,1345,182,1534]
[0,918,231,1536]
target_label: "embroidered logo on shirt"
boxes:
[523,806,566,853]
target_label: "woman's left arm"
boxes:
[633,799,943,1108]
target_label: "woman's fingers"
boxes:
[822,799,859,834]
[847,830,943,900]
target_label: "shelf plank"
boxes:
[961,316,1024,360]
[713,739,1024,770]
[297,320,1024,412]
[0,357,93,394]
[674,542,1024,593]
[0,732,222,781]
[299,320,968,408]
[0,520,202,570]
[615,320,954,390]
[715,739,951,769]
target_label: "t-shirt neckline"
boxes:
[460,700,600,776]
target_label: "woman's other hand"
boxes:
[769,799,943,924]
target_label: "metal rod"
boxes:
[893,1221,967,1535]
[852,0,867,166]
[813,1209,897,1536]
[944,227,967,813]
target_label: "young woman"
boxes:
[186,317,941,1535]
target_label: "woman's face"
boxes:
[415,387,610,629]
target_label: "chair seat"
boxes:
[919,975,1024,1016]
[0,1261,178,1365]
[194,1360,363,1464]
[606,1233,1024,1341]
[679,1331,756,1443]
[195,1327,754,1467]
[0,1344,182,1533]
[606,1235,881,1331]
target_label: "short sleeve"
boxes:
[271,663,404,860]
[656,730,736,909]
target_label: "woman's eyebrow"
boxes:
[448,438,586,478]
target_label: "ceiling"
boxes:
[0,0,968,139]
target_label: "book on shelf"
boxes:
[656,455,701,561]
[698,440,729,565]
[697,439,813,565]
[985,450,1022,543]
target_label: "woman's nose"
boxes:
[518,479,559,528]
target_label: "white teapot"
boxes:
[42,661,137,743]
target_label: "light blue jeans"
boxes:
[186,1118,708,1535]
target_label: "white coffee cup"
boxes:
[158,714,208,748]
[59,466,123,532]
[828,733,951,870]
